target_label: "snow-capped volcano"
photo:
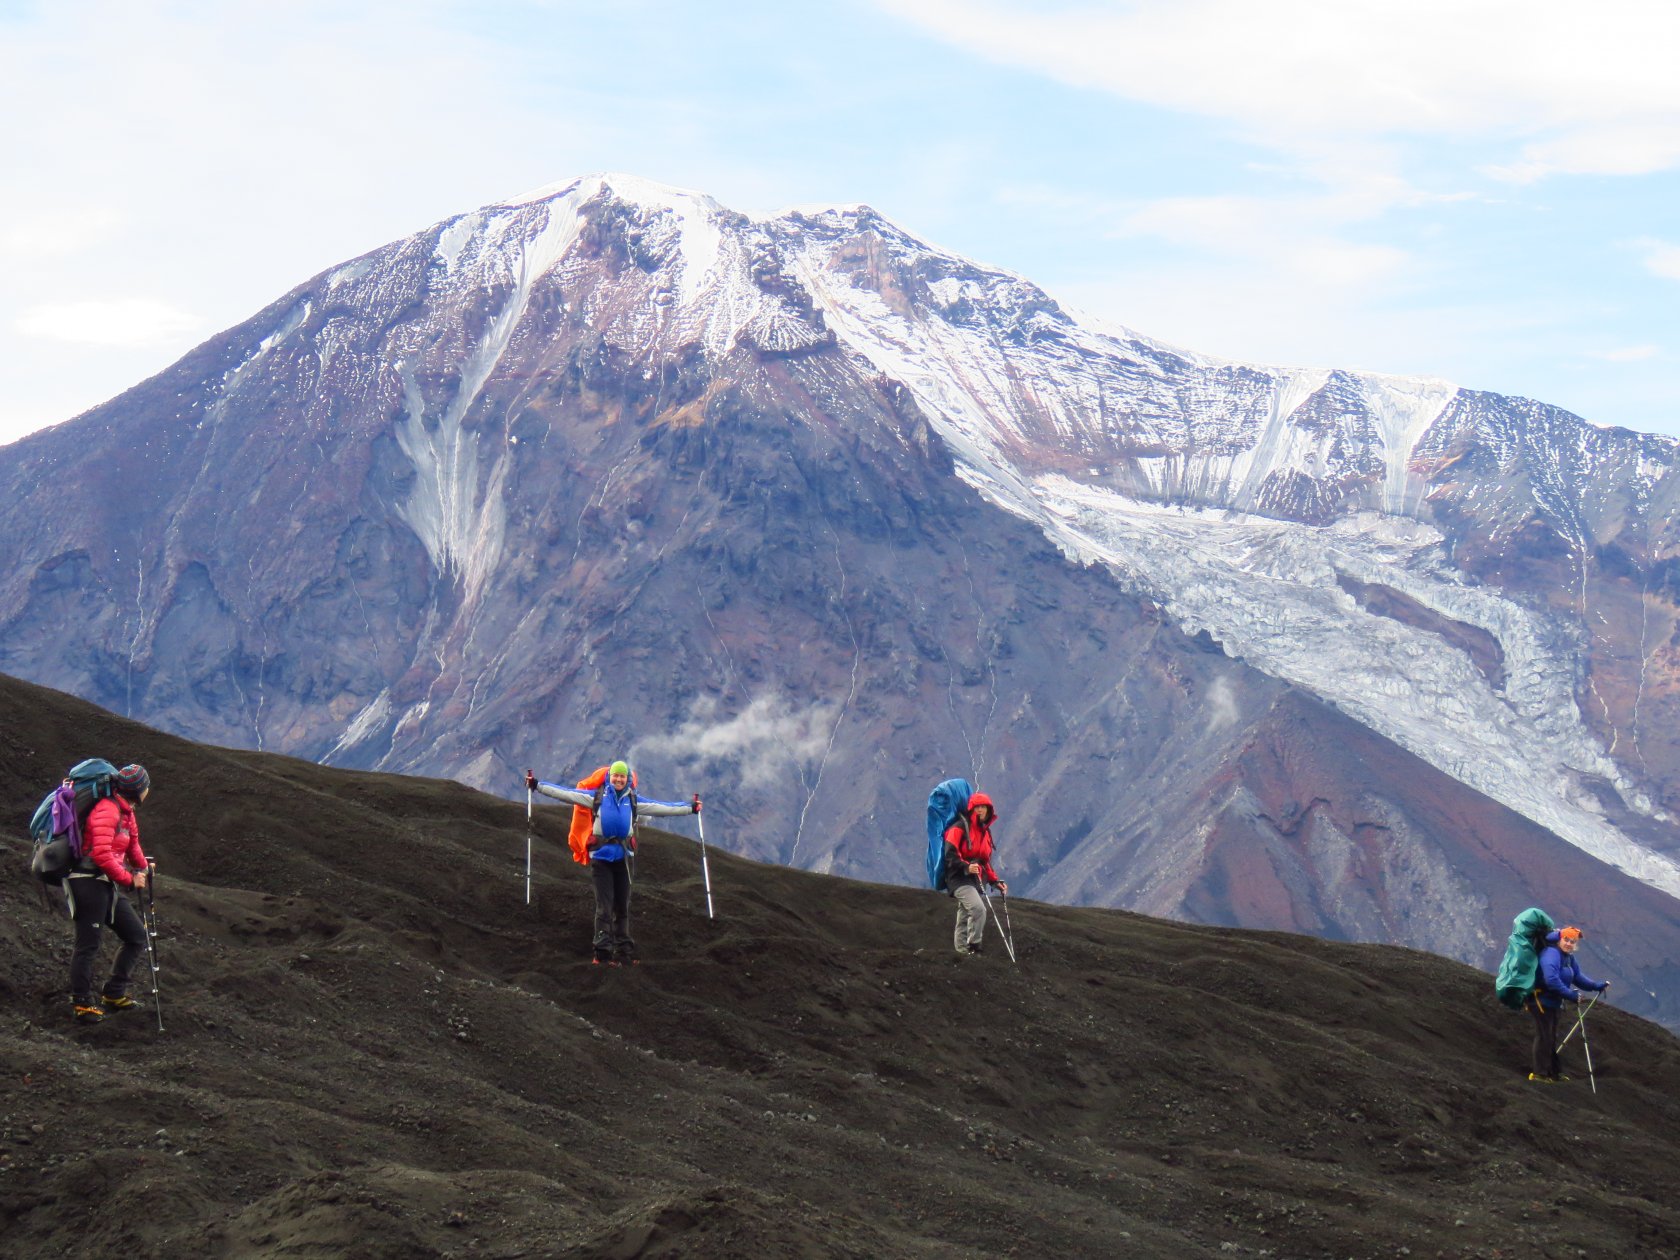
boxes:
[5,172,1680,1022]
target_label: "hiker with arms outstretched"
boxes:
[66,764,152,1024]
[943,791,1006,956]
[525,761,699,964]
[1525,925,1609,1083]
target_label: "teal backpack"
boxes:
[28,759,119,885]
[1494,907,1555,1010]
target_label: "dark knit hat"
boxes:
[115,764,151,800]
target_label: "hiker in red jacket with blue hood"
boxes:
[943,792,1007,956]
[1524,925,1610,1083]
[65,764,152,1024]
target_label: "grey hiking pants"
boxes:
[952,883,987,954]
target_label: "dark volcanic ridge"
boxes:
[3,672,1680,1259]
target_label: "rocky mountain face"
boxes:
[3,174,1678,1023]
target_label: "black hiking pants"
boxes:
[1528,1001,1562,1078]
[590,858,635,961]
[67,876,147,1001]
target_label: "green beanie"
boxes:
[610,760,630,777]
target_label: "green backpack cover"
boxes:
[1494,907,1555,1010]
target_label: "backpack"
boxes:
[566,766,638,865]
[1494,906,1556,1010]
[925,778,973,892]
[28,759,120,885]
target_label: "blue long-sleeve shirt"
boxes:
[1534,935,1606,1010]
[535,780,693,862]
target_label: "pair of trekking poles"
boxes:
[984,886,1018,963]
[524,786,717,919]
[1557,990,1600,1094]
[132,863,164,1033]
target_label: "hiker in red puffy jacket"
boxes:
[65,764,152,1024]
[942,792,1007,956]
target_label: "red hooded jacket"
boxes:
[943,792,1000,886]
[83,796,149,886]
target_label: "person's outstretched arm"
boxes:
[634,794,701,818]
[528,774,596,809]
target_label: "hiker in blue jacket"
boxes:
[1523,926,1609,1083]
[525,761,699,964]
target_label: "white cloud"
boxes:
[1115,189,1414,288]
[880,0,1680,172]
[632,693,839,789]
[1490,124,1680,183]
[1590,345,1662,363]
[13,298,204,348]
[1636,238,1680,281]
[0,207,125,260]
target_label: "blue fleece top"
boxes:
[533,779,694,863]
[1534,932,1607,1010]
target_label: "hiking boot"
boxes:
[101,993,137,1011]
[73,1002,104,1025]
[1527,1072,1562,1084]
[967,943,982,956]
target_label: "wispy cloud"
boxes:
[1635,238,1680,282]
[1590,345,1663,363]
[1115,190,1414,288]
[632,693,838,789]
[879,0,1680,180]
[14,299,203,348]
[0,208,125,260]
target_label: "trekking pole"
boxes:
[1580,1009,1598,1094]
[998,888,1018,963]
[141,864,163,1033]
[525,781,534,907]
[984,888,1017,964]
[1557,991,1601,1052]
[694,796,715,920]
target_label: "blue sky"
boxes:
[2,0,1677,445]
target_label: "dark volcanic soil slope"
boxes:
[4,673,1680,1260]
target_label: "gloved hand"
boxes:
[994,880,1008,894]
[525,770,537,792]
[1570,990,1582,1003]
[692,794,702,814]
